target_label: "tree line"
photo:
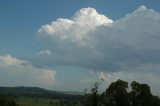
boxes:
[84,79,160,106]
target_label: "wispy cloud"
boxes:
[37,50,52,56]
[0,55,56,89]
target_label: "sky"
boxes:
[0,0,160,94]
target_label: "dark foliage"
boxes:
[0,93,16,106]
[84,79,160,106]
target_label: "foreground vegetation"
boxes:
[0,79,160,106]
[84,79,160,106]
[0,93,16,106]
[16,97,83,106]
[16,97,53,106]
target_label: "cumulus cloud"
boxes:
[37,6,160,73]
[38,7,113,45]
[0,55,26,67]
[0,55,56,89]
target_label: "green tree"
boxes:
[130,81,141,106]
[106,79,130,106]
[130,81,155,106]
[84,82,100,106]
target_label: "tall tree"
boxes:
[106,79,130,106]
[84,82,100,106]
[131,81,152,106]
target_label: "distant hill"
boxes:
[0,86,83,100]
[0,86,54,96]
[0,86,52,93]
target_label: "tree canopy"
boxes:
[84,79,160,106]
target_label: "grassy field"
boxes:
[16,97,60,106]
[16,97,82,106]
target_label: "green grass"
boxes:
[16,97,82,106]
[16,97,60,106]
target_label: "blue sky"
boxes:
[0,0,160,94]
[0,0,160,56]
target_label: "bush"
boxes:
[0,93,17,106]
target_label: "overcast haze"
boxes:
[0,0,160,95]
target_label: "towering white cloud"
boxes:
[0,55,56,89]
[38,7,113,46]
[37,6,160,72]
